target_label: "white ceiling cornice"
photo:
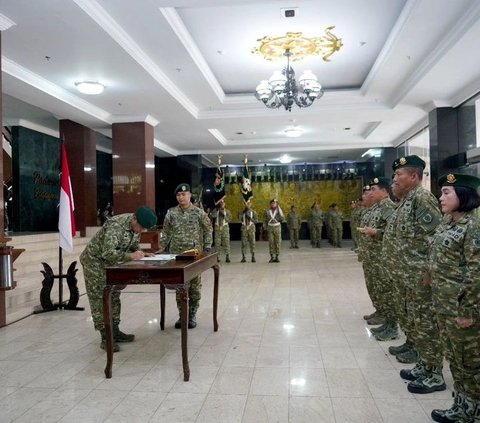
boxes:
[208,128,228,145]
[154,138,179,156]
[2,57,112,123]
[160,7,226,103]
[388,0,480,107]
[4,118,60,138]
[0,13,16,30]
[361,0,420,96]
[72,0,199,118]
[111,114,160,126]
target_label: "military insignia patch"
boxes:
[446,174,456,184]
[373,178,379,184]
[422,214,433,223]
[399,157,407,165]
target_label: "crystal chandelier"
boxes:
[255,49,322,112]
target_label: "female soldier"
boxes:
[427,174,480,423]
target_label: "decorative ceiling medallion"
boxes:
[252,28,343,62]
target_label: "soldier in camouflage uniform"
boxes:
[80,206,157,351]
[330,203,344,247]
[360,177,397,340]
[428,174,480,423]
[159,183,213,329]
[308,201,324,247]
[240,200,257,262]
[287,205,302,248]
[209,199,232,263]
[350,199,361,251]
[389,156,445,394]
[264,199,284,263]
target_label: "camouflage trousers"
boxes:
[267,225,281,255]
[379,268,399,322]
[437,313,480,400]
[214,227,230,255]
[362,260,382,313]
[332,226,343,247]
[82,260,121,332]
[176,276,201,313]
[289,228,299,247]
[350,223,358,249]
[310,224,322,247]
[405,284,443,368]
[241,225,255,255]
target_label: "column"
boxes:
[112,122,155,213]
[59,120,98,236]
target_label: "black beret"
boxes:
[174,183,191,194]
[439,173,480,191]
[392,155,426,171]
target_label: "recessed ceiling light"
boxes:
[75,81,105,95]
[280,154,292,164]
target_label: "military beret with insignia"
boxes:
[369,177,391,189]
[438,173,480,191]
[174,183,191,194]
[135,205,157,229]
[392,155,426,171]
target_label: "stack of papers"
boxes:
[140,254,176,261]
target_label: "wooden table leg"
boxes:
[180,287,190,381]
[103,285,114,378]
[213,264,220,332]
[160,284,165,330]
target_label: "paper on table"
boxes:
[140,254,176,261]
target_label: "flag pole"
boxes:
[58,246,63,309]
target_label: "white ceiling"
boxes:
[1,0,480,167]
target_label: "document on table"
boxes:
[140,254,176,261]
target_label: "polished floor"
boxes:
[0,240,453,422]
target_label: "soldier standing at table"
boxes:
[240,200,257,262]
[287,205,302,248]
[159,183,213,329]
[309,201,324,248]
[209,199,232,263]
[390,156,445,395]
[80,206,157,352]
[264,199,284,263]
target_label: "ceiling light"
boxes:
[280,154,292,164]
[285,128,303,137]
[255,49,323,112]
[75,81,105,95]
[253,30,342,112]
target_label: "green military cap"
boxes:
[174,183,191,194]
[439,173,480,190]
[392,155,426,171]
[369,176,390,189]
[135,205,157,229]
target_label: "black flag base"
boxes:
[34,261,84,314]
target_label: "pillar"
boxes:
[59,120,97,236]
[112,122,155,213]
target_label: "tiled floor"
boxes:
[0,240,453,422]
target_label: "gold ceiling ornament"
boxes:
[217,155,223,166]
[252,28,343,62]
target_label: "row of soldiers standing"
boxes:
[354,154,480,423]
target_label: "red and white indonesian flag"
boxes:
[58,144,76,252]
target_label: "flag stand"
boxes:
[34,247,84,313]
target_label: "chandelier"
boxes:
[253,30,342,112]
[255,49,322,111]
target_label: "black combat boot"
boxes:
[225,254,231,263]
[431,392,467,422]
[269,255,274,263]
[188,307,198,329]
[274,255,280,263]
[407,366,446,394]
[113,324,135,342]
[251,254,256,263]
[241,255,246,263]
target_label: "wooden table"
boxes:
[103,252,219,381]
